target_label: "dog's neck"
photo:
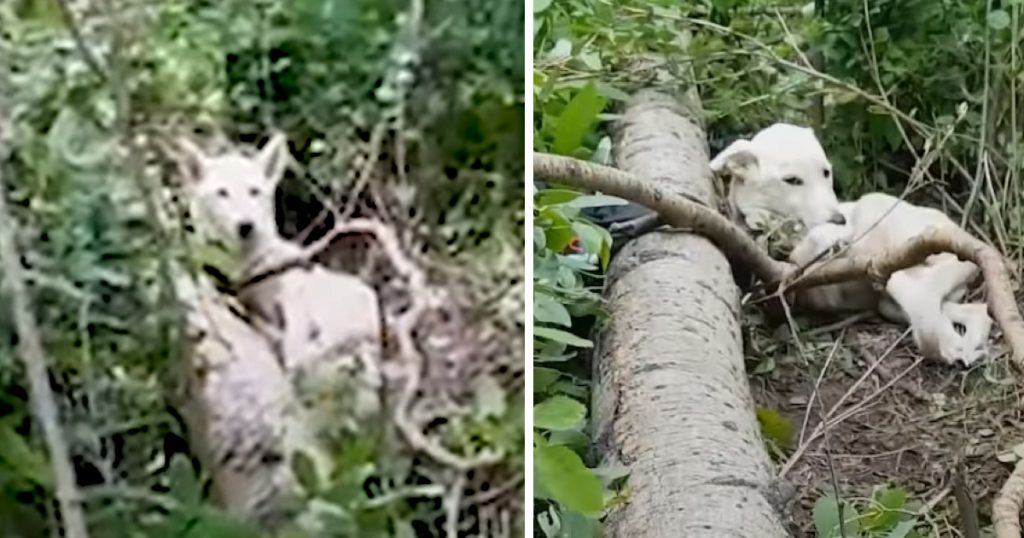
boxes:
[237,231,313,289]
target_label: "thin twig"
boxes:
[962,0,994,226]
[445,473,465,538]
[780,340,921,477]
[780,298,847,538]
[54,0,108,82]
[798,334,845,445]
[0,141,90,538]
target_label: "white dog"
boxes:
[174,273,313,525]
[711,124,993,366]
[710,123,847,231]
[176,134,384,437]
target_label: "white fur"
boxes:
[790,192,992,367]
[711,125,993,367]
[710,123,845,229]
[175,274,312,525]
[177,134,384,451]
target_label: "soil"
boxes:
[745,309,1024,537]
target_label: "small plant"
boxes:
[533,186,628,537]
[813,485,922,538]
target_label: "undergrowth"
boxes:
[533,0,1023,536]
[0,0,523,536]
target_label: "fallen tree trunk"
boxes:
[589,90,791,537]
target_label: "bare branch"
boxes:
[533,151,1024,372]
[534,152,790,282]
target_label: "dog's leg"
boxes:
[923,254,980,304]
[886,257,990,365]
[790,223,850,266]
[885,267,962,363]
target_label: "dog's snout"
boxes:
[828,212,846,225]
[238,222,254,239]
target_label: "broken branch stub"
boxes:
[589,90,791,537]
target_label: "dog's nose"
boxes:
[238,222,254,239]
[828,212,846,225]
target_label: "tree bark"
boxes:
[591,90,790,537]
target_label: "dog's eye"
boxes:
[783,176,803,186]
[217,188,229,198]
[249,187,260,197]
[823,169,831,178]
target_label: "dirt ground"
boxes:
[745,307,1024,537]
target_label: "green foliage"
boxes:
[538,0,1022,534]
[813,486,921,538]
[755,406,796,458]
[1,0,522,535]
[533,185,617,537]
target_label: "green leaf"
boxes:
[562,510,601,538]
[534,367,562,392]
[548,430,590,454]
[988,9,1011,30]
[567,194,628,209]
[535,444,604,514]
[179,509,262,538]
[813,495,860,538]
[534,395,586,430]
[393,521,418,538]
[535,326,593,348]
[753,356,776,375]
[865,486,908,530]
[593,464,630,486]
[885,520,918,538]
[540,207,576,252]
[553,83,606,155]
[599,238,611,271]
[536,189,582,208]
[535,292,572,326]
[291,450,321,495]
[572,221,604,256]
[534,0,553,13]
[166,454,201,505]
[756,407,795,450]
[472,374,507,419]
[0,423,52,488]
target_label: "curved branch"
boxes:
[534,152,790,283]
[995,459,1024,538]
[533,151,1024,372]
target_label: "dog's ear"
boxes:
[709,139,759,182]
[174,136,207,185]
[257,132,290,186]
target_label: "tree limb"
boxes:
[533,151,1024,371]
[534,152,790,282]
[994,459,1024,538]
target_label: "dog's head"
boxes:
[175,133,290,250]
[709,123,843,231]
